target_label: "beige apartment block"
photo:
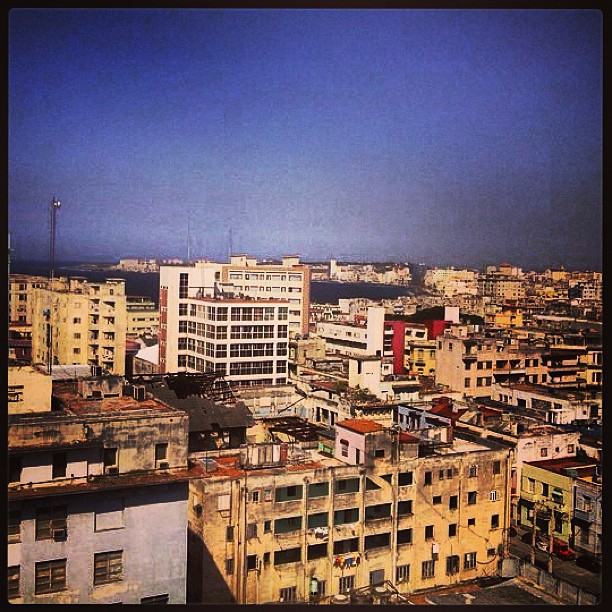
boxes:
[435,334,547,398]
[126,296,159,337]
[31,277,127,375]
[187,423,510,604]
[9,274,49,325]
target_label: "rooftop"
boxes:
[337,418,386,434]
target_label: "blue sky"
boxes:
[8,8,602,270]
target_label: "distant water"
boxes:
[10,261,412,306]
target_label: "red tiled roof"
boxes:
[337,419,385,434]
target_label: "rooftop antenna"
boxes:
[47,196,61,374]
[228,228,233,261]
[49,196,61,280]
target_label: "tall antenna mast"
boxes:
[47,196,61,374]
[49,196,61,280]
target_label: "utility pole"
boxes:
[47,196,61,374]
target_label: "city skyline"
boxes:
[8,9,602,271]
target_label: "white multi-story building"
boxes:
[159,258,302,386]
[316,306,385,359]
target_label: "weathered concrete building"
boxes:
[186,420,511,604]
[31,277,127,376]
[8,375,190,604]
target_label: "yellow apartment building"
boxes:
[187,420,511,604]
[31,277,127,375]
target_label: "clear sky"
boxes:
[8,8,602,270]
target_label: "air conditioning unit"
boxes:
[159,462,169,469]
[53,528,67,540]
[106,467,119,475]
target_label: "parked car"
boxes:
[576,555,601,572]
[552,539,576,560]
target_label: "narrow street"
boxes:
[507,527,601,598]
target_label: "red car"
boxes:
[552,539,576,560]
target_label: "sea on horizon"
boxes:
[10,260,413,305]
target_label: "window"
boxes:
[307,543,328,560]
[493,460,501,475]
[340,440,349,457]
[423,471,432,486]
[179,273,188,299]
[399,471,413,486]
[567,444,575,454]
[246,523,258,539]
[279,587,297,603]
[274,548,301,566]
[421,560,436,579]
[526,477,535,493]
[251,490,260,503]
[397,528,413,545]
[464,377,471,387]
[226,526,234,542]
[339,575,355,594]
[274,516,302,534]
[448,523,457,537]
[307,512,328,529]
[179,303,188,316]
[94,550,123,585]
[308,482,329,498]
[8,565,20,599]
[246,555,258,571]
[334,508,359,525]
[397,500,413,516]
[467,518,476,526]
[364,533,390,550]
[464,552,477,570]
[491,514,500,529]
[36,505,67,540]
[335,478,360,494]
[396,564,410,583]
[155,443,168,468]
[9,456,22,484]
[225,559,234,575]
[489,490,500,501]
[446,555,460,575]
[425,525,434,540]
[275,484,303,502]
[365,503,391,521]
[540,447,548,457]
[333,538,359,555]
[467,491,477,505]
[35,559,67,594]
[468,465,477,477]
[449,495,458,510]
[103,448,118,474]
[433,495,442,505]
[140,594,169,604]
[8,509,21,543]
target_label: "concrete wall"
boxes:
[10,483,188,604]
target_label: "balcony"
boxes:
[573,508,593,523]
